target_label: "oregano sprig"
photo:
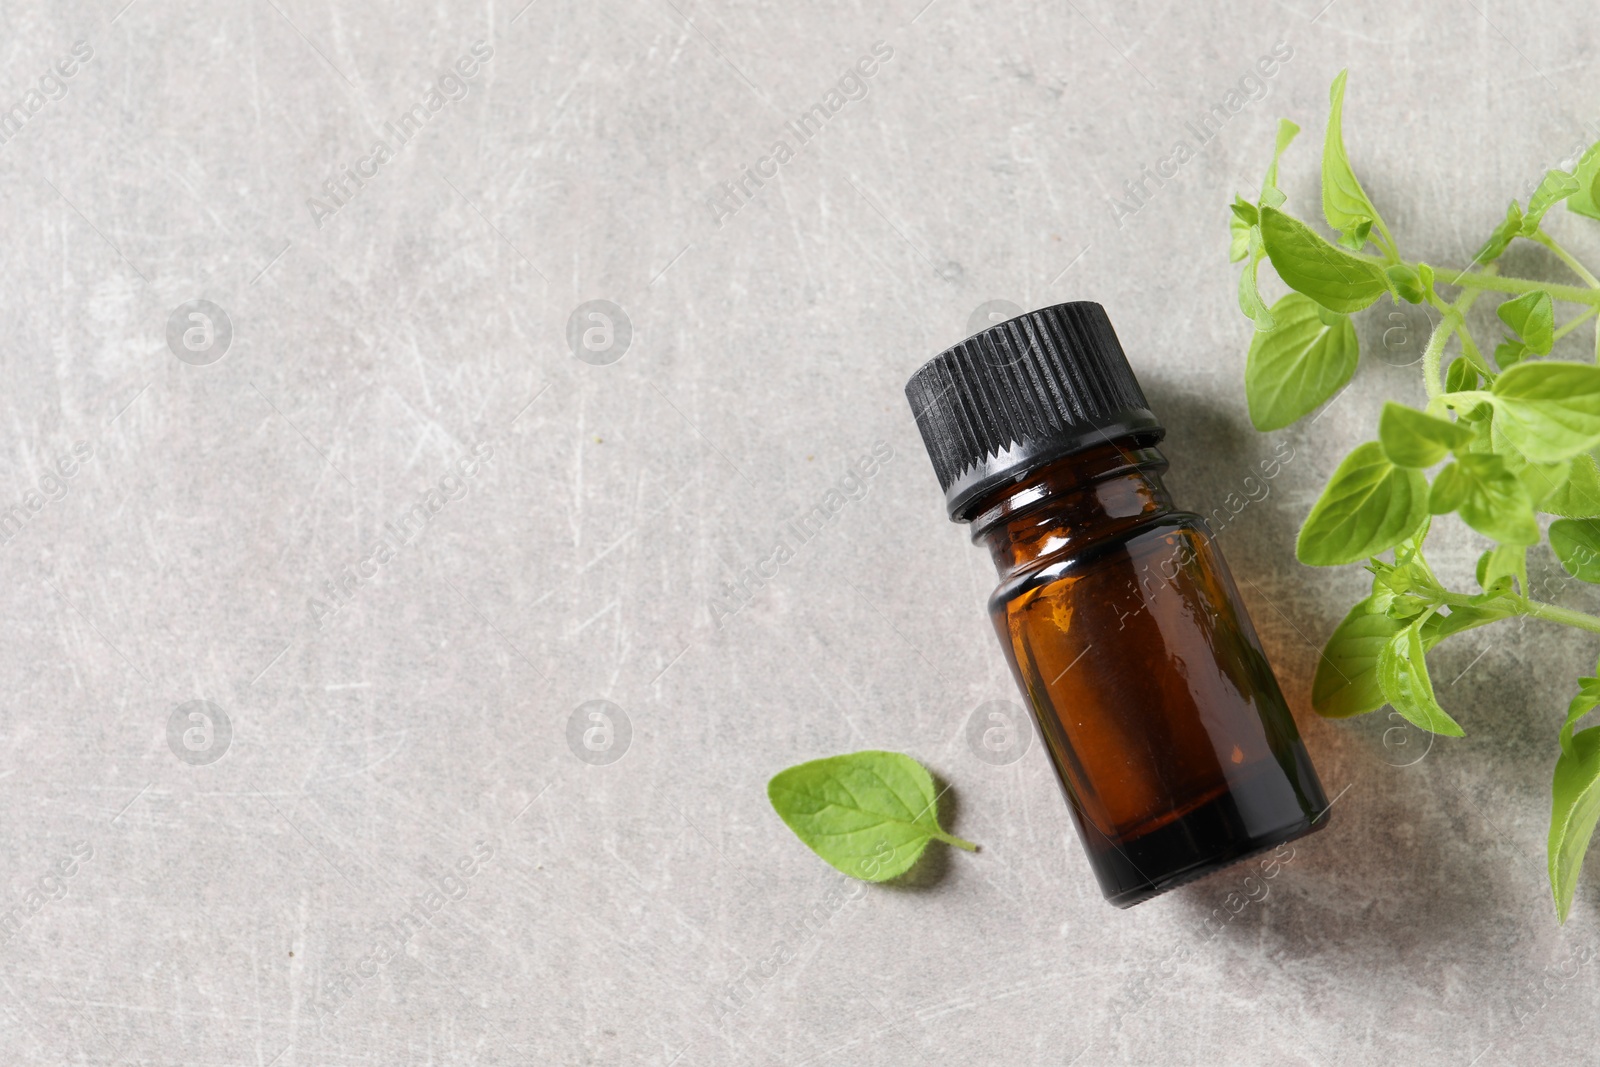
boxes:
[1230,69,1600,923]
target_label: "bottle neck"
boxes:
[968,439,1174,578]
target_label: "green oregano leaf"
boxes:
[1244,292,1359,430]
[1495,339,1530,370]
[1378,402,1472,467]
[1260,118,1299,209]
[1385,264,1424,303]
[1313,597,1403,718]
[1475,200,1524,264]
[768,751,977,882]
[1488,361,1600,462]
[1550,519,1600,583]
[1297,442,1429,566]
[1422,602,1509,640]
[1475,543,1527,598]
[1259,206,1390,313]
[1228,199,1255,263]
[1566,141,1600,222]
[1369,563,1411,615]
[1522,461,1571,510]
[1546,454,1600,518]
[1445,359,1479,393]
[1233,120,1301,327]
[1429,453,1539,545]
[1498,290,1555,355]
[1560,677,1600,757]
[1376,622,1465,737]
[1321,70,1379,251]
[1392,523,1432,571]
[1238,225,1274,330]
[1522,169,1581,235]
[1549,726,1600,923]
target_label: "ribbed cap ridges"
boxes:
[905,302,1162,521]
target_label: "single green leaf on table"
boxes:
[1244,293,1359,430]
[1550,519,1600,584]
[1321,70,1379,251]
[1546,454,1600,518]
[1260,118,1299,209]
[1259,207,1391,313]
[1377,622,1465,737]
[1429,453,1540,545]
[1297,441,1430,566]
[1566,141,1600,222]
[1445,358,1480,393]
[1549,726,1600,923]
[1475,200,1525,265]
[1313,597,1403,719]
[1497,290,1555,355]
[1238,225,1275,330]
[1522,169,1582,235]
[1488,361,1600,462]
[1378,402,1472,467]
[767,751,977,882]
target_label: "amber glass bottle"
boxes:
[906,302,1328,907]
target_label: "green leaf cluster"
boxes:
[1229,70,1600,924]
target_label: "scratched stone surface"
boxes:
[2,0,1599,1064]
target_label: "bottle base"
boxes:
[1098,806,1329,909]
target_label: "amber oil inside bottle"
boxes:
[969,436,1329,906]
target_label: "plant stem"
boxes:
[1421,318,1452,401]
[1433,267,1600,307]
[1376,225,1400,263]
[1345,249,1390,267]
[1554,306,1599,343]
[1459,328,1494,378]
[1519,599,1600,637]
[1427,588,1600,637]
[1422,288,1488,398]
[933,830,979,852]
[1531,230,1600,289]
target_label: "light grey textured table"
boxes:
[3,1,1599,1064]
